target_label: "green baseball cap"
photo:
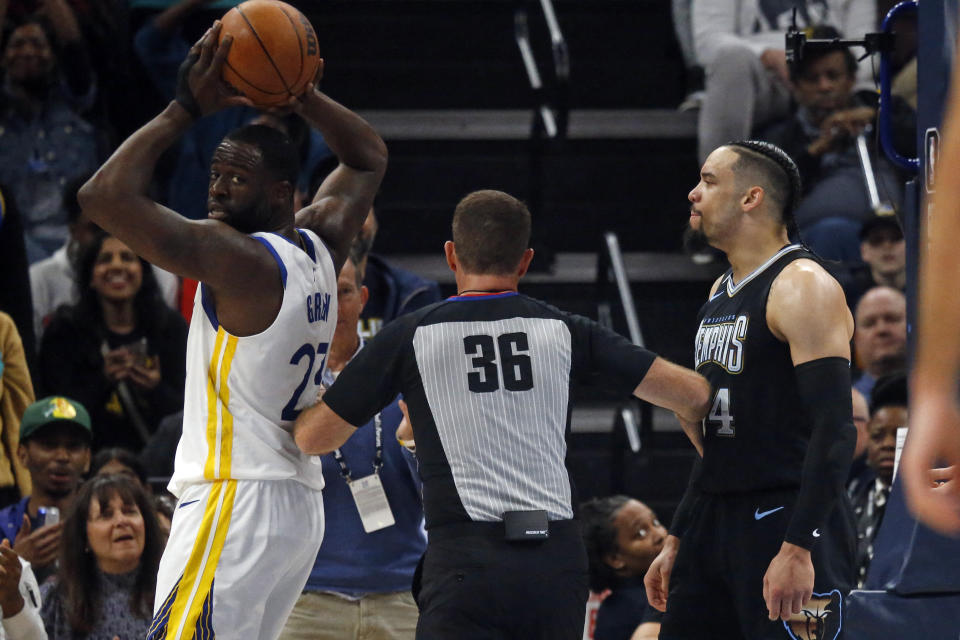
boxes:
[20,396,93,442]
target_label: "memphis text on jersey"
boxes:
[694,314,749,374]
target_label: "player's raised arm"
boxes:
[763,259,856,620]
[78,23,260,287]
[293,85,388,275]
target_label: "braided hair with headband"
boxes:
[725,140,803,241]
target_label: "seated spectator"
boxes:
[40,474,162,640]
[0,185,37,360]
[138,410,181,483]
[0,396,92,584]
[849,387,872,485]
[692,1,876,163]
[580,496,665,640]
[151,494,174,546]
[0,312,34,507]
[848,372,906,587]
[843,214,905,310]
[90,448,148,492]
[350,208,443,339]
[852,286,907,402]
[759,26,914,258]
[29,176,180,343]
[0,539,45,640]
[0,6,100,263]
[38,232,187,452]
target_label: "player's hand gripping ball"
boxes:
[218,0,321,108]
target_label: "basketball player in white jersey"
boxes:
[78,23,387,639]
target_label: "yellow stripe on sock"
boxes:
[164,480,236,640]
[203,329,226,481]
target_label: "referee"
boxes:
[294,190,712,639]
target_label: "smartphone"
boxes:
[38,506,60,527]
[127,338,150,367]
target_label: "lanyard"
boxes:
[332,413,383,483]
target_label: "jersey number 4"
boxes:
[463,332,534,393]
[281,342,329,420]
[707,387,735,437]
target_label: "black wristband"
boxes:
[174,51,202,120]
[785,356,856,549]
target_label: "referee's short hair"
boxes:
[452,190,531,275]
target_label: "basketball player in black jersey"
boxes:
[645,141,857,640]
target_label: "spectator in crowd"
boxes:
[0,3,100,263]
[849,386,871,484]
[692,0,876,163]
[759,25,914,258]
[350,208,443,339]
[280,254,425,640]
[40,474,163,640]
[671,0,704,111]
[0,185,37,362]
[848,372,906,587]
[843,215,906,311]
[853,286,907,402]
[580,496,665,640]
[137,410,181,483]
[0,538,45,640]
[90,448,148,492]
[0,312,34,507]
[29,176,180,343]
[151,494,174,546]
[0,396,92,584]
[38,232,187,452]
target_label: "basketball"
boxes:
[218,0,321,108]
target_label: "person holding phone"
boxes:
[38,232,188,452]
[0,396,92,584]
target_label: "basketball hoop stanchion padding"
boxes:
[844,2,960,636]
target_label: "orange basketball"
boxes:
[218,0,320,107]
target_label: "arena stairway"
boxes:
[308,0,709,517]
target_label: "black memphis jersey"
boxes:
[694,244,828,493]
[322,292,655,529]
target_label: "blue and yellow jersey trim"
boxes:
[204,328,238,481]
[147,480,237,640]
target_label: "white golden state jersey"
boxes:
[169,229,337,497]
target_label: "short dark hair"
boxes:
[222,124,299,186]
[580,495,630,592]
[451,190,531,275]
[58,475,163,633]
[790,25,858,82]
[726,140,802,236]
[870,371,907,415]
[90,447,148,486]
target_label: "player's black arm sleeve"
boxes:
[669,457,702,538]
[785,357,857,549]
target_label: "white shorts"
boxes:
[147,479,324,640]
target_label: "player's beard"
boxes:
[683,226,711,254]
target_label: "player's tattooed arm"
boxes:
[293,88,387,275]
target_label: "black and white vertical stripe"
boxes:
[412,317,574,521]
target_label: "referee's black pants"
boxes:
[413,520,588,640]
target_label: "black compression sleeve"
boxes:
[785,357,857,549]
[669,457,702,538]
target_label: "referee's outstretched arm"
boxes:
[632,357,712,426]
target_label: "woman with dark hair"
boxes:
[40,474,163,639]
[38,232,187,452]
[580,496,667,640]
[91,447,149,489]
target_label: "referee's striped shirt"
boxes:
[323,291,655,528]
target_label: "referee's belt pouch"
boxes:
[503,510,549,541]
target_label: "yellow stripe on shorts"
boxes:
[164,480,237,640]
[204,329,238,480]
